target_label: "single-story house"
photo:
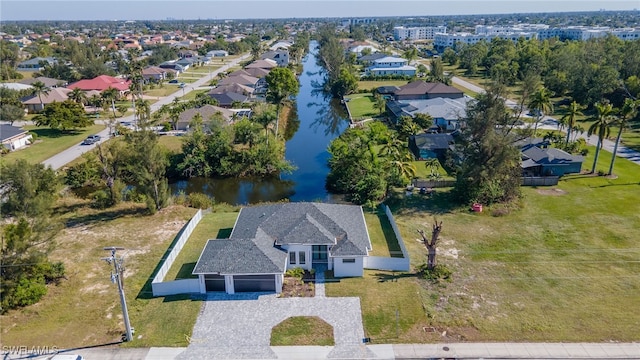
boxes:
[409,133,454,160]
[260,50,289,67]
[230,67,271,79]
[393,81,463,101]
[207,50,229,57]
[19,76,66,88]
[208,83,254,97]
[520,144,584,176]
[16,57,57,71]
[218,74,262,88]
[0,125,33,151]
[142,66,175,82]
[176,104,236,130]
[21,87,72,113]
[192,202,372,294]
[67,75,131,92]
[245,59,278,70]
[175,58,195,70]
[159,61,186,74]
[0,83,33,91]
[349,45,377,57]
[208,91,250,108]
[386,96,474,130]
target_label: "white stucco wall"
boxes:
[333,257,364,277]
[282,244,312,271]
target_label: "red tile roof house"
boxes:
[67,75,131,93]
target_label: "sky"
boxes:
[1,0,638,21]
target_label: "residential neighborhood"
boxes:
[1,4,639,360]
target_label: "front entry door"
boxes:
[312,245,328,264]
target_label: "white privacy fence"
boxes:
[364,205,410,272]
[151,209,203,296]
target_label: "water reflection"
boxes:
[170,41,349,205]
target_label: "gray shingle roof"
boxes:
[411,133,454,151]
[0,125,28,142]
[522,146,584,165]
[192,238,286,275]
[193,203,372,275]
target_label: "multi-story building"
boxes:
[393,26,447,41]
[434,31,537,50]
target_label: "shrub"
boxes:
[173,190,188,206]
[418,263,452,283]
[145,196,157,214]
[285,267,305,279]
[188,192,213,209]
[91,189,111,209]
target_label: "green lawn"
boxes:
[411,160,452,180]
[145,86,181,98]
[364,208,402,257]
[328,150,640,342]
[180,89,209,102]
[164,211,239,280]
[0,201,202,348]
[271,317,335,346]
[344,93,379,119]
[158,135,185,153]
[0,124,106,165]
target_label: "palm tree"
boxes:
[390,151,417,184]
[403,47,419,66]
[374,94,386,115]
[252,104,277,144]
[527,87,554,137]
[559,100,584,146]
[31,81,50,112]
[588,102,615,174]
[608,98,639,175]
[101,87,119,120]
[68,88,87,106]
[378,134,403,159]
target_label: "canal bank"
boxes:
[170,41,349,204]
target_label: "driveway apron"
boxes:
[177,293,372,359]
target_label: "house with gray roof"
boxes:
[520,144,584,176]
[387,95,474,130]
[16,57,57,71]
[1,125,32,151]
[192,202,372,294]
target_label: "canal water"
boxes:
[170,41,350,205]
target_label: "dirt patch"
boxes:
[279,271,315,298]
[536,188,567,196]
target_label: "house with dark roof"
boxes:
[192,203,372,294]
[16,57,57,71]
[520,144,584,176]
[208,91,250,108]
[359,53,388,66]
[409,133,455,160]
[0,125,32,151]
[393,81,463,100]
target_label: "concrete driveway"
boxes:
[177,293,373,359]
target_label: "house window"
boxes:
[299,252,306,265]
[342,258,356,263]
[289,252,296,265]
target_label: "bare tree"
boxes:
[417,220,443,271]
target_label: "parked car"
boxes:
[168,79,179,84]
[81,135,101,145]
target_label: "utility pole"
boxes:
[102,246,133,342]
